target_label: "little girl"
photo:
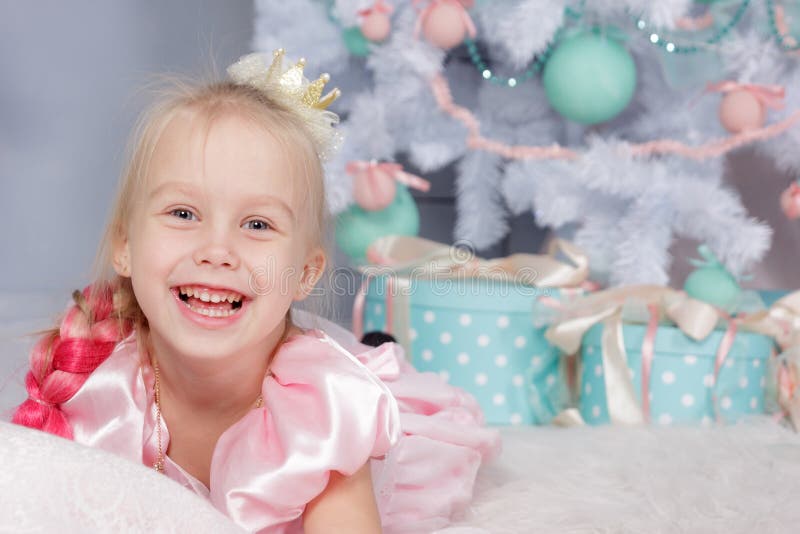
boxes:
[12,50,500,534]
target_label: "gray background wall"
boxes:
[1,1,797,307]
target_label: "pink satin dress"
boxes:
[60,329,501,533]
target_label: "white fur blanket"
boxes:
[442,421,800,534]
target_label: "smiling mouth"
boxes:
[175,286,245,318]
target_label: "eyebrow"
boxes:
[148,181,295,218]
[148,181,198,200]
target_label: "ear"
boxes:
[294,247,327,301]
[112,233,132,278]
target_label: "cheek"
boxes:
[129,224,189,278]
[244,245,306,297]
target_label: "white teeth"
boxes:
[179,286,243,303]
[185,303,237,317]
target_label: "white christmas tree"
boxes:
[252,0,800,286]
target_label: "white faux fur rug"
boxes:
[440,420,800,533]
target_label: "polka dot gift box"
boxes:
[579,320,773,426]
[545,285,781,426]
[353,236,593,426]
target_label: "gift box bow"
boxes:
[353,235,592,346]
[363,235,590,287]
[765,291,800,429]
[544,286,799,426]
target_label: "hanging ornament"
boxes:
[336,183,420,262]
[359,0,393,43]
[683,245,742,313]
[770,1,800,52]
[347,160,430,211]
[542,29,637,125]
[707,81,785,133]
[342,26,371,57]
[415,0,477,50]
[781,180,800,219]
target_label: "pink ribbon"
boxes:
[711,314,739,423]
[351,275,372,340]
[358,0,393,17]
[779,363,795,407]
[676,12,714,31]
[413,0,477,40]
[706,81,786,110]
[636,305,738,423]
[346,161,431,192]
[775,5,800,49]
[640,304,660,422]
[351,272,395,340]
[347,160,430,211]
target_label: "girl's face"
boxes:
[114,108,324,362]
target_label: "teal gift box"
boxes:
[579,321,774,426]
[360,275,579,426]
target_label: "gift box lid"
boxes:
[582,321,774,360]
[757,289,791,308]
[365,275,580,314]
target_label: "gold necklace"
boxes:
[151,360,264,473]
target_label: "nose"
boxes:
[192,228,240,270]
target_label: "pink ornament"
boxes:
[347,160,431,211]
[707,81,785,134]
[359,0,393,43]
[361,12,391,42]
[719,90,765,133]
[781,182,800,220]
[417,0,476,50]
[352,164,397,211]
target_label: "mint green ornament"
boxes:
[542,30,637,125]
[342,26,370,57]
[336,184,419,263]
[683,245,742,312]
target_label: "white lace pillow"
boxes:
[0,421,243,533]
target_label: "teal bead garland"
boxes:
[542,30,637,125]
[464,39,544,87]
[463,3,584,88]
[631,0,750,54]
[335,184,420,263]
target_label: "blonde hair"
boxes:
[12,76,333,437]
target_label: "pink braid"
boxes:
[12,282,133,439]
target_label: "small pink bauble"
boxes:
[719,89,765,133]
[360,11,391,42]
[353,167,397,211]
[422,2,467,50]
[781,183,800,219]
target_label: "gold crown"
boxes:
[227,50,343,159]
[265,48,341,110]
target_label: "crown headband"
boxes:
[227,49,343,160]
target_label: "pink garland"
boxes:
[430,73,800,161]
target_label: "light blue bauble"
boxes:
[342,26,370,57]
[542,31,637,125]
[335,184,419,263]
[683,245,742,312]
[684,267,742,312]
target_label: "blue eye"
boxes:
[244,219,272,231]
[170,209,196,221]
